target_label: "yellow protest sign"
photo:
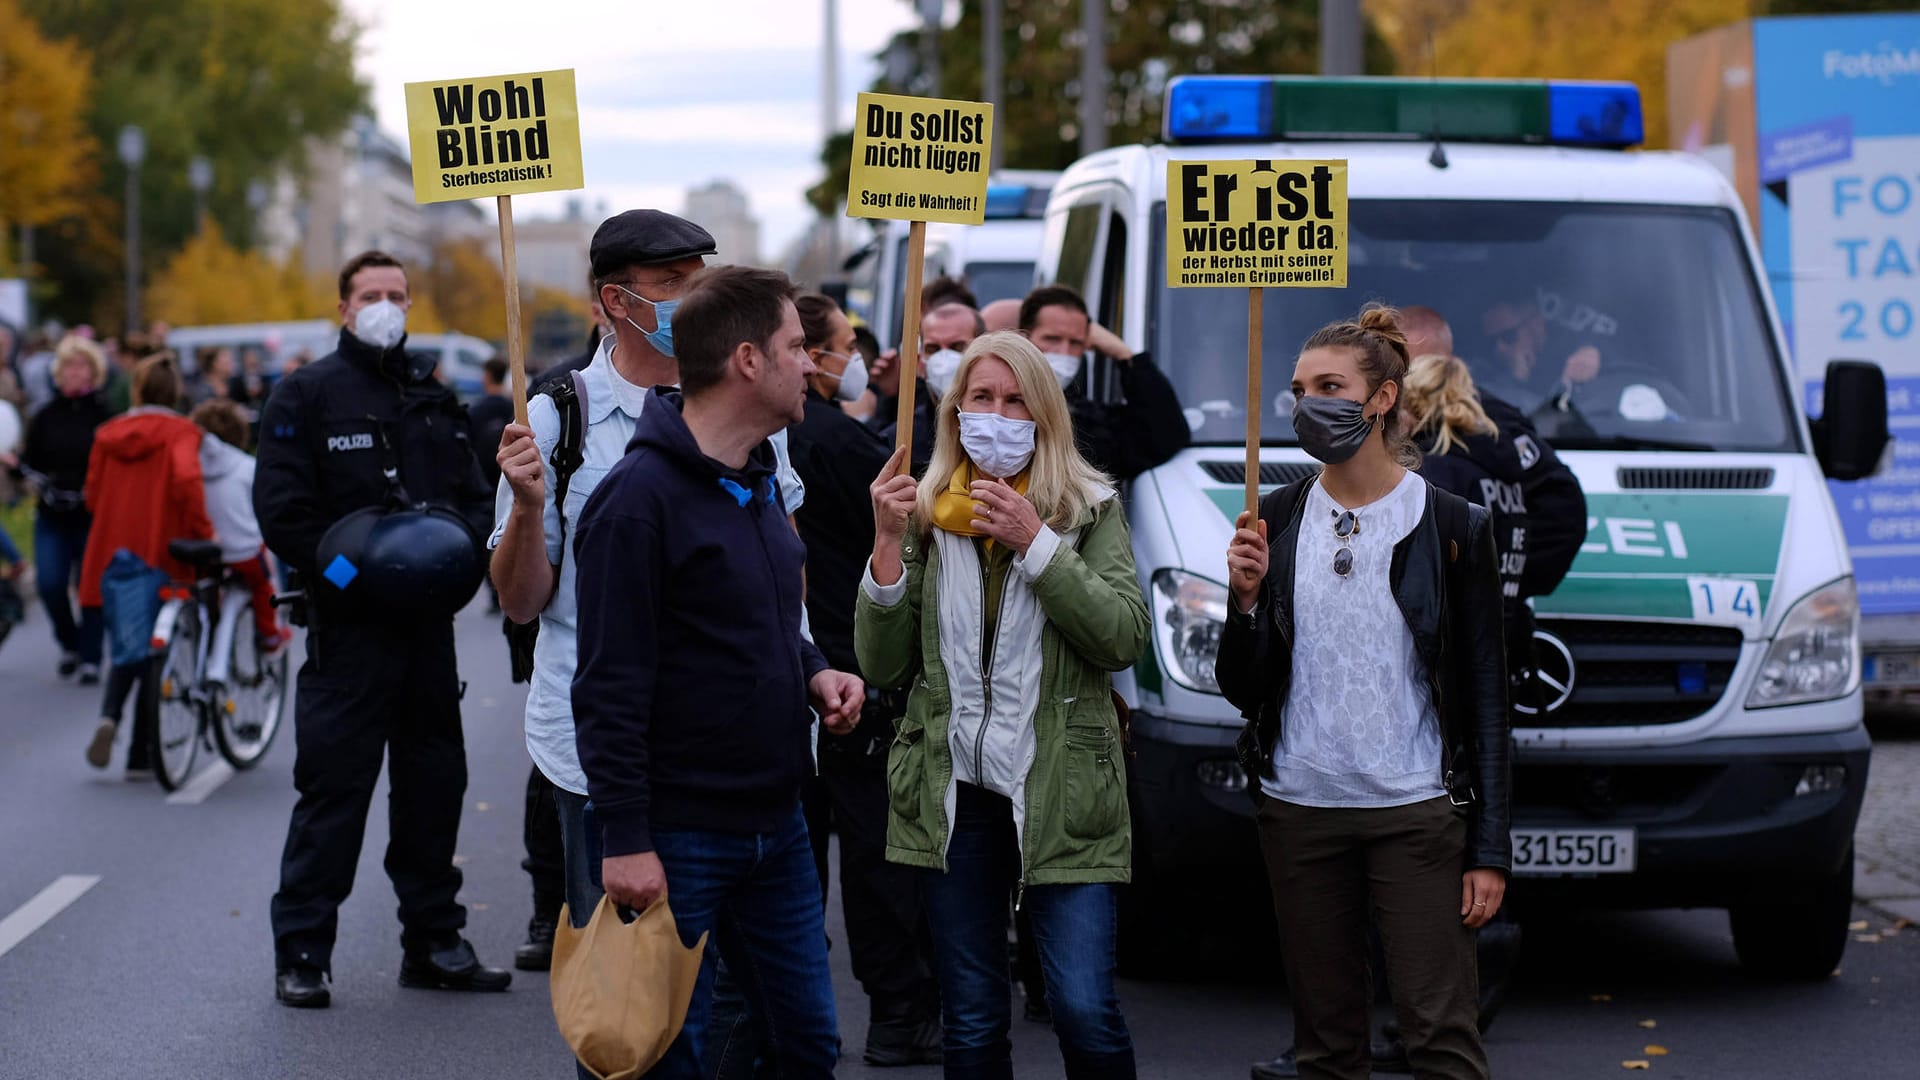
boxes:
[403,68,584,204]
[1165,159,1349,289]
[847,91,995,226]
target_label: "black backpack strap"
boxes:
[506,375,588,685]
[546,373,588,562]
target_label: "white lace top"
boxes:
[1262,470,1447,808]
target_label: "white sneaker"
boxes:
[85,719,116,769]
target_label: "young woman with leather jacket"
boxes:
[1215,307,1511,1080]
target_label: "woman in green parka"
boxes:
[856,330,1150,1080]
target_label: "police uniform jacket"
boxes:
[253,327,493,621]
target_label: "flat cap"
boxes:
[590,210,717,278]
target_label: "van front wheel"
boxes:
[1729,845,1854,980]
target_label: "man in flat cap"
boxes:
[492,211,811,1078]
[491,210,710,995]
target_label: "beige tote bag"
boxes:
[550,897,708,1079]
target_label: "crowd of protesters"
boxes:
[0,195,1594,1080]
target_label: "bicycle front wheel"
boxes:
[149,602,203,792]
[215,624,288,769]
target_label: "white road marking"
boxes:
[0,876,101,960]
[165,760,236,805]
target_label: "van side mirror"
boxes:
[1809,359,1890,482]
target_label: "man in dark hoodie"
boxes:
[571,264,865,1079]
[255,251,505,1010]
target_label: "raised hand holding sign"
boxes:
[848,91,996,455]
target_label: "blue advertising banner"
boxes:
[1754,14,1920,614]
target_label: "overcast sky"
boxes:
[342,0,922,262]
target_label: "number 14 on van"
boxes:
[1690,577,1762,633]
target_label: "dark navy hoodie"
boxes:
[571,389,828,857]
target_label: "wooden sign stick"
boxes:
[893,220,929,454]
[1245,286,1264,515]
[498,194,529,425]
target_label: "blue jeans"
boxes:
[922,782,1135,1080]
[32,514,102,664]
[574,798,836,1080]
[555,790,776,1080]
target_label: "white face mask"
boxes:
[350,299,407,351]
[820,350,868,403]
[958,410,1037,478]
[1042,351,1081,388]
[924,348,965,397]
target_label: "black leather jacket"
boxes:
[1215,478,1513,874]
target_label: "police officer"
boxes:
[255,250,506,1009]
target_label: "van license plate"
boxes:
[1510,829,1636,876]
[1869,652,1920,685]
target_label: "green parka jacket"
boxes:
[854,491,1149,886]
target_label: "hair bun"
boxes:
[1357,303,1405,342]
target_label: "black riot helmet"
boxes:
[315,504,484,621]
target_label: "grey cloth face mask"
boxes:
[1291,394,1375,465]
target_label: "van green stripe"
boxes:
[1202,488,1792,621]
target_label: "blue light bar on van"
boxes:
[983,183,1050,219]
[1162,76,1643,149]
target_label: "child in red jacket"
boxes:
[80,355,216,777]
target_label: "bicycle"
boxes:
[145,538,292,791]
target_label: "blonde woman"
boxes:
[858,330,1149,1080]
[1404,353,1524,607]
[17,336,113,682]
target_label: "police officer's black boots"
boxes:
[274,967,331,1009]
[514,900,560,971]
[863,998,942,1067]
[398,933,512,993]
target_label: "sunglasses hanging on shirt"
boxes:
[1332,508,1359,578]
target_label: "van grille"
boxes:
[1513,763,1725,819]
[1199,461,1318,487]
[1616,467,1774,490]
[1526,619,1744,728]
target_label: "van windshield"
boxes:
[964,260,1036,307]
[1149,200,1800,453]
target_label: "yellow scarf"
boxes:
[930,461,1031,547]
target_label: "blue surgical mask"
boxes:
[616,285,679,358]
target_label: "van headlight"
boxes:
[1747,577,1860,709]
[1152,569,1229,694]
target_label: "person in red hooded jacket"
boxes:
[78,353,216,777]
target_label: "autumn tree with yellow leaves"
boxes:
[146,222,338,326]
[1366,0,1919,148]
[0,0,97,272]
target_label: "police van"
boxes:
[166,321,497,399]
[1041,75,1890,976]
[855,170,1059,349]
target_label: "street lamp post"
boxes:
[247,180,271,254]
[1079,0,1108,155]
[1320,0,1363,76]
[189,156,214,231]
[118,125,146,335]
[918,0,941,98]
[984,0,1004,170]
